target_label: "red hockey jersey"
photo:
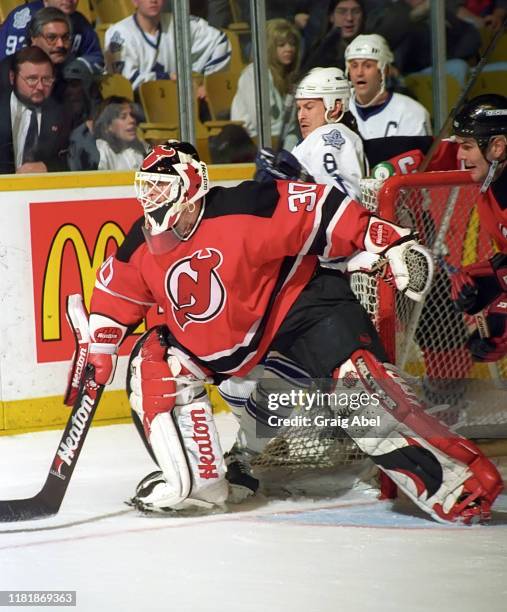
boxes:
[479,166,507,251]
[91,180,374,376]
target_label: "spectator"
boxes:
[93,96,147,171]
[345,34,432,138]
[105,0,231,91]
[0,0,103,74]
[0,8,100,130]
[365,0,481,86]
[301,0,365,72]
[454,0,507,31]
[231,18,302,149]
[0,46,70,174]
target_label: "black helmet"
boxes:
[453,94,507,148]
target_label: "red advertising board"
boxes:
[30,197,162,363]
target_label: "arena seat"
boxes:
[95,22,110,51]
[138,79,245,162]
[204,70,240,120]
[99,73,134,101]
[479,27,507,63]
[77,0,95,25]
[469,70,507,98]
[91,0,133,24]
[0,0,24,24]
[405,73,461,118]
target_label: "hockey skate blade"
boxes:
[125,497,230,518]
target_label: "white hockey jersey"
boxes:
[231,63,299,150]
[349,92,432,139]
[105,13,231,90]
[291,122,366,200]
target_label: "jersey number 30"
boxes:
[287,183,317,213]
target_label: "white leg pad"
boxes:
[146,412,192,508]
[173,398,228,508]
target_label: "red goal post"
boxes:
[361,170,507,439]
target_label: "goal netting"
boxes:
[253,170,507,489]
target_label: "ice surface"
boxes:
[0,413,506,612]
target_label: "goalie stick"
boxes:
[0,296,104,522]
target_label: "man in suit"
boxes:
[0,46,70,174]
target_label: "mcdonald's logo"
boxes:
[30,197,148,363]
[42,222,125,341]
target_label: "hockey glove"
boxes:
[363,216,434,301]
[451,253,507,314]
[64,295,127,406]
[467,294,507,362]
[254,147,314,183]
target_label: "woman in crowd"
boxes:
[68,96,147,171]
[231,18,302,149]
[93,96,148,170]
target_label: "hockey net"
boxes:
[253,170,507,487]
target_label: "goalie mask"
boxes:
[295,67,351,123]
[135,141,209,239]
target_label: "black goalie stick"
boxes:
[0,295,104,522]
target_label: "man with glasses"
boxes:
[0,0,103,74]
[0,8,101,131]
[0,46,70,174]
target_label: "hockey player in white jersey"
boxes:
[256,67,366,200]
[345,34,432,139]
[105,0,231,90]
[292,66,366,199]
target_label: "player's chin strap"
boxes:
[332,349,503,523]
[481,137,507,192]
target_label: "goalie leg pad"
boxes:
[128,328,227,512]
[333,349,503,523]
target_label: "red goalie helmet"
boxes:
[135,140,209,235]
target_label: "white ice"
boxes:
[0,413,506,612]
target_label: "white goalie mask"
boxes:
[295,67,351,123]
[345,34,394,106]
[134,141,209,241]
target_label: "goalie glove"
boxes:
[64,294,127,406]
[254,147,314,183]
[362,217,434,301]
[451,253,507,315]
[467,295,507,362]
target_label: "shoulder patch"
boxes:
[109,30,125,48]
[13,7,32,30]
[322,129,345,150]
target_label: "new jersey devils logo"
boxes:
[141,145,176,170]
[166,249,226,330]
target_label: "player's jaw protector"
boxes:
[134,140,210,251]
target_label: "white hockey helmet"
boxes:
[295,67,351,123]
[344,34,394,73]
[134,140,209,238]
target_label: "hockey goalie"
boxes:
[66,140,502,523]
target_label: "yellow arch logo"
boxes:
[42,222,125,341]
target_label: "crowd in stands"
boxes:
[0,0,506,174]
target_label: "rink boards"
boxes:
[0,166,253,434]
